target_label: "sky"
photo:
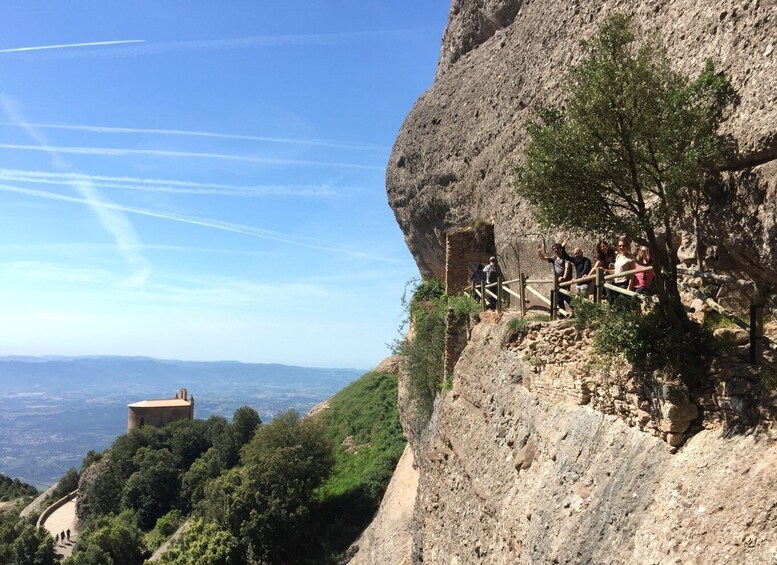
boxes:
[0,1,449,369]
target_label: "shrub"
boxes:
[508,317,527,333]
[449,294,480,318]
[572,296,712,388]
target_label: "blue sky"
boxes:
[0,2,448,369]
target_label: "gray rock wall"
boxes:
[388,0,777,283]
[410,317,777,564]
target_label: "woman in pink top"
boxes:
[634,246,655,295]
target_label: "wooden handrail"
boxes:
[603,282,638,298]
[603,265,653,282]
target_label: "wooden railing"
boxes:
[469,263,770,365]
[471,265,654,319]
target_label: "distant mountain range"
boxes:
[0,356,365,488]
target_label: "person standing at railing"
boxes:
[634,246,656,295]
[537,243,572,310]
[612,236,636,303]
[588,239,616,276]
[566,246,592,296]
[483,257,500,310]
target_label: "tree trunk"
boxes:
[692,208,704,271]
[645,226,685,331]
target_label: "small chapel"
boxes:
[127,388,195,431]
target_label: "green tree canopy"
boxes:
[122,447,180,529]
[9,523,56,565]
[201,411,334,563]
[156,519,241,565]
[515,13,732,325]
[231,406,261,448]
[64,511,147,565]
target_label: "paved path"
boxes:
[42,498,78,560]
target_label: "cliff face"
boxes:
[370,3,777,563]
[408,315,777,564]
[387,0,777,282]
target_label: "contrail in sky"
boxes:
[0,122,387,152]
[0,39,145,54]
[0,183,398,263]
[0,143,383,170]
[0,95,151,286]
[0,30,423,59]
[0,168,341,197]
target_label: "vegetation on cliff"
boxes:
[394,277,479,420]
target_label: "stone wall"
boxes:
[445,227,494,294]
[127,405,193,430]
[504,314,775,447]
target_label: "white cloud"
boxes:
[0,95,151,286]
[0,183,398,263]
[0,168,344,197]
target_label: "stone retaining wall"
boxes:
[36,490,78,529]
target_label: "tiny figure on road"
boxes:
[66,528,71,540]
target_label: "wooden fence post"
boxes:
[518,272,526,318]
[551,274,559,320]
[480,279,486,312]
[595,269,603,303]
[497,275,503,313]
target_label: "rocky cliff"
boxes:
[410,314,777,564]
[360,2,777,564]
[387,0,777,282]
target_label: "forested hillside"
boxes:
[0,368,404,564]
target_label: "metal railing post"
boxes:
[480,280,486,312]
[518,272,526,318]
[551,272,559,320]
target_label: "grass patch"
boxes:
[314,370,406,560]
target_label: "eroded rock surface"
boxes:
[388,0,777,282]
[410,317,777,564]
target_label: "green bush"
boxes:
[403,294,448,418]
[449,294,480,318]
[144,509,184,552]
[508,317,527,333]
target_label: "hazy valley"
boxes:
[0,356,362,488]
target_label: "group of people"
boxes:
[536,236,655,308]
[470,237,655,312]
[54,529,71,545]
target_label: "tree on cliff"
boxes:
[515,13,733,328]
